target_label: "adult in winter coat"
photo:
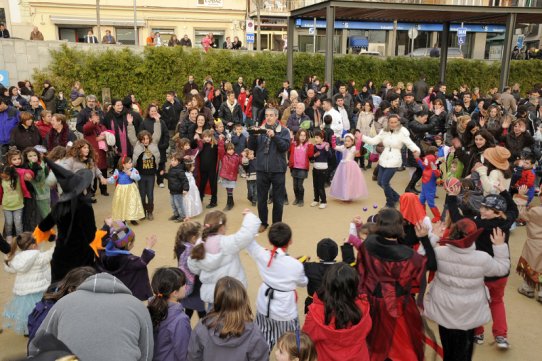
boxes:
[45,114,76,151]
[40,80,56,113]
[453,129,495,177]
[161,91,183,132]
[218,92,243,130]
[10,112,43,151]
[502,118,534,162]
[82,110,109,195]
[29,272,154,361]
[362,114,420,208]
[424,219,510,361]
[286,103,310,135]
[103,99,134,160]
[179,95,214,129]
[0,98,20,159]
[303,263,372,361]
[141,104,169,187]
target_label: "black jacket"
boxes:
[252,86,268,108]
[10,123,43,150]
[218,101,243,125]
[161,100,183,131]
[165,163,189,194]
[248,124,291,173]
[178,119,197,141]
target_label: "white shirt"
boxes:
[324,108,343,138]
[337,106,350,131]
[247,241,308,321]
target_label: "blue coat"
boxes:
[0,106,20,145]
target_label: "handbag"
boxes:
[369,120,377,137]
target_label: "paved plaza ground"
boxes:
[0,169,539,360]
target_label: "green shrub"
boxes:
[33,44,541,108]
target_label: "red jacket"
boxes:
[218,142,242,181]
[0,167,34,203]
[303,294,372,361]
[35,120,52,139]
[82,120,108,170]
[516,168,535,188]
[288,141,314,170]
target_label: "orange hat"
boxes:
[483,146,511,171]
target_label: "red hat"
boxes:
[439,219,484,249]
[444,177,461,191]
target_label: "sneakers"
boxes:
[206,203,217,209]
[310,201,319,207]
[495,336,510,349]
[158,183,165,188]
[174,217,184,223]
[474,334,484,345]
[292,199,299,206]
[168,215,178,221]
[319,203,327,209]
[518,286,535,298]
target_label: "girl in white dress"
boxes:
[183,160,202,219]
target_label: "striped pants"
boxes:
[255,312,299,352]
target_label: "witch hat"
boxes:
[46,158,93,202]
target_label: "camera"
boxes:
[247,127,268,135]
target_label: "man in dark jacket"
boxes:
[75,95,104,133]
[0,23,10,38]
[232,76,245,98]
[252,79,268,125]
[28,96,44,121]
[413,73,428,103]
[183,75,198,99]
[161,91,183,131]
[248,107,290,230]
[0,98,20,161]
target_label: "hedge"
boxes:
[32,44,542,108]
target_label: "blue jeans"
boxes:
[377,166,399,207]
[4,209,23,237]
[170,194,185,219]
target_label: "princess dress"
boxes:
[109,169,145,221]
[183,171,203,218]
[330,145,368,201]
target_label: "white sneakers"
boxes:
[310,201,327,209]
[310,201,319,207]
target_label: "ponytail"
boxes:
[5,232,36,266]
[147,267,186,329]
[190,211,227,261]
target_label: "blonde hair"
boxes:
[276,331,317,361]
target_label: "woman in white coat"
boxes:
[362,114,420,208]
[423,219,510,361]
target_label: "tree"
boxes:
[253,0,264,51]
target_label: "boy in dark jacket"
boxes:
[95,220,157,301]
[165,153,189,222]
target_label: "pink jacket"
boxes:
[288,141,314,170]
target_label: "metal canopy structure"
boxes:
[286,1,542,92]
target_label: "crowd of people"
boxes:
[0,72,541,361]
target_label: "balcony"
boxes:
[289,0,542,10]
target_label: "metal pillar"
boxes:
[325,5,335,98]
[500,13,517,91]
[287,16,295,86]
[439,21,450,83]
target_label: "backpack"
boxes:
[27,298,56,341]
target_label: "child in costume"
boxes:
[417,146,441,222]
[174,221,206,320]
[330,133,368,201]
[148,267,191,361]
[247,222,308,351]
[187,210,261,306]
[4,149,36,233]
[95,219,156,301]
[218,142,242,211]
[510,154,536,225]
[3,232,54,335]
[34,159,96,282]
[107,156,145,225]
[182,160,202,219]
[289,129,314,207]
[23,146,50,219]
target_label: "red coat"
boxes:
[303,294,372,361]
[219,144,242,181]
[288,141,314,170]
[35,120,52,139]
[82,120,108,170]
[0,167,34,203]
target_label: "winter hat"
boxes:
[444,177,461,191]
[317,238,338,262]
[481,194,507,212]
[483,146,511,170]
[439,218,484,249]
[104,221,135,256]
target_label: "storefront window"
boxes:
[59,28,90,43]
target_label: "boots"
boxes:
[224,194,234,211]
[146,204,154,221]
[404,178,420,194]
[430,207,441,223]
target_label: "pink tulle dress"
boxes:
[330,145,368,201]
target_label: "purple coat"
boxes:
[153,302,191,361]
[95,248,155,300]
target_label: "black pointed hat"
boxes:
[46,158,93,202]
